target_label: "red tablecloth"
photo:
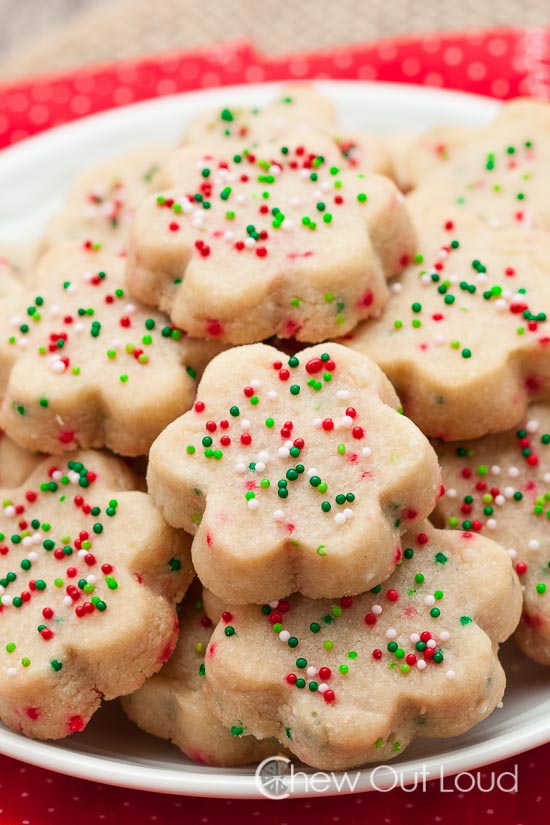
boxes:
[1,26,549,824]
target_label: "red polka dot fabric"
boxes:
[0,27,549,148]
[1,24,550,822]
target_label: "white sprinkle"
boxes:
[439,631,450,642]
[427,639,437,649]
[235,462,246,473]
[491,465,501,475]
[258,451,270,462]
[6,668,17,677]
[362,447,372,457]
[306,666,317,677]
[504,486,515,498]
[27,552,38,562]
[284,440,293,449]
[391,282,403,294]
[52,470,62,482]
[267,390,277,400]
[74,322,84,334]
[269,600,279,608]
[424,595,435,606]
[340,415,353,428]
[508,466,520,478]
[224,231,234,242]
[526,419,539,433]
[507,548,517,559]
[308,468,318,477]
[495,299,508,312]
[318,683,329,693]
[545,473,550,485]
[250,379,260,390]
[255,462,266,472]
[51,359,66,374]
[334,513,346,525]
[343,508,354,520]
[529,539,540,550]
[240,419,251,430]
[372,604,382,615]
[273,510,285,521]
[1,596,12,607]
[247,499,259,511]
[386,628,397,639]
[313,418,322,429]
[410,632,420,643]
[486,518,497,530]
[279,630,290,642]
[446,669,456,680]
[3,505,15,518]
[416,659,427,670]
[64,596,73,607]
[336,390,350,400]
[124,303,136,316]
[87,575,96,585]
[78,549,87,559]
[278,447,290,459]
[495,495,505,506]
[445,488,457,499]
[244,237,256,249]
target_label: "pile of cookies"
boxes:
[1,85,548,772]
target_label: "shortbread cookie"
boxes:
[434,403,550,665]
[0,431,41,487]
[343,209,550,440]
[0,242,226,456]
[40,145,170,254]
[408,99,550,231]
[182,86,391,176]
[126,133,416,343]
[0,243,38,294]
[122,582,280,765]
[203,522,521,770]
[147,343,441,603]
[0,450,194,739]
[389,126,477,191]
[181,85,337,149]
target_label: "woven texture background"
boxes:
[0,0,548,79]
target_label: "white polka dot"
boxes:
[488,37,509,56]
[491,78,510,97]
[467,61,487,81]
[289,58,309,78]
[424,72,444,87]
[156,78,177,95]
[401,57,421,77]
[357,64,378,80]
[70,95,91,115]
[443,47,463,66]
[113,87,134,105]
[245,65,265,83]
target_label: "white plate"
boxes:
[1,80,547,800]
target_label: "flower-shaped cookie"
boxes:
[181,84,337,149]
[0,450,194,739]
[0,430,41,487]
[182,84,392,176]
[147,343,441,603]
[41,145,170,254]
[434,402,550,665]
[203,523,521,770]
[122,581,281,766]
[0,243,32,298]
[126,132,415,343]
[0,242,226,455]
[408,99,550,230]
[343,209,550,440]
[389,125,477,192]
